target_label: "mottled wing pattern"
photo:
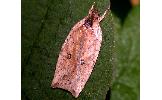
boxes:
[51,17,102,97]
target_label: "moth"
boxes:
[51,2,110,98]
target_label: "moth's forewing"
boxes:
[51,5,105,98]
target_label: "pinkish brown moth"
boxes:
[51,2,110,98]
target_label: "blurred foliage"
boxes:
[110,0,132,24]
[131,0,140,7]
[111,5,140,100]
[22,0,114,100]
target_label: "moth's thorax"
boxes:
[84,17,99,28]
[81,24,99,35]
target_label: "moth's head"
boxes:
[84,6,100,28]
[88,7,100,21]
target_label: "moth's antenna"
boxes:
[89,2,96,15]
[107,0,111,11]
[99,0,111,22]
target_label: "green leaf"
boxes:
[111,6,140,100]
[22,0,114,100]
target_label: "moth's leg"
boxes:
[99,4,110,22]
